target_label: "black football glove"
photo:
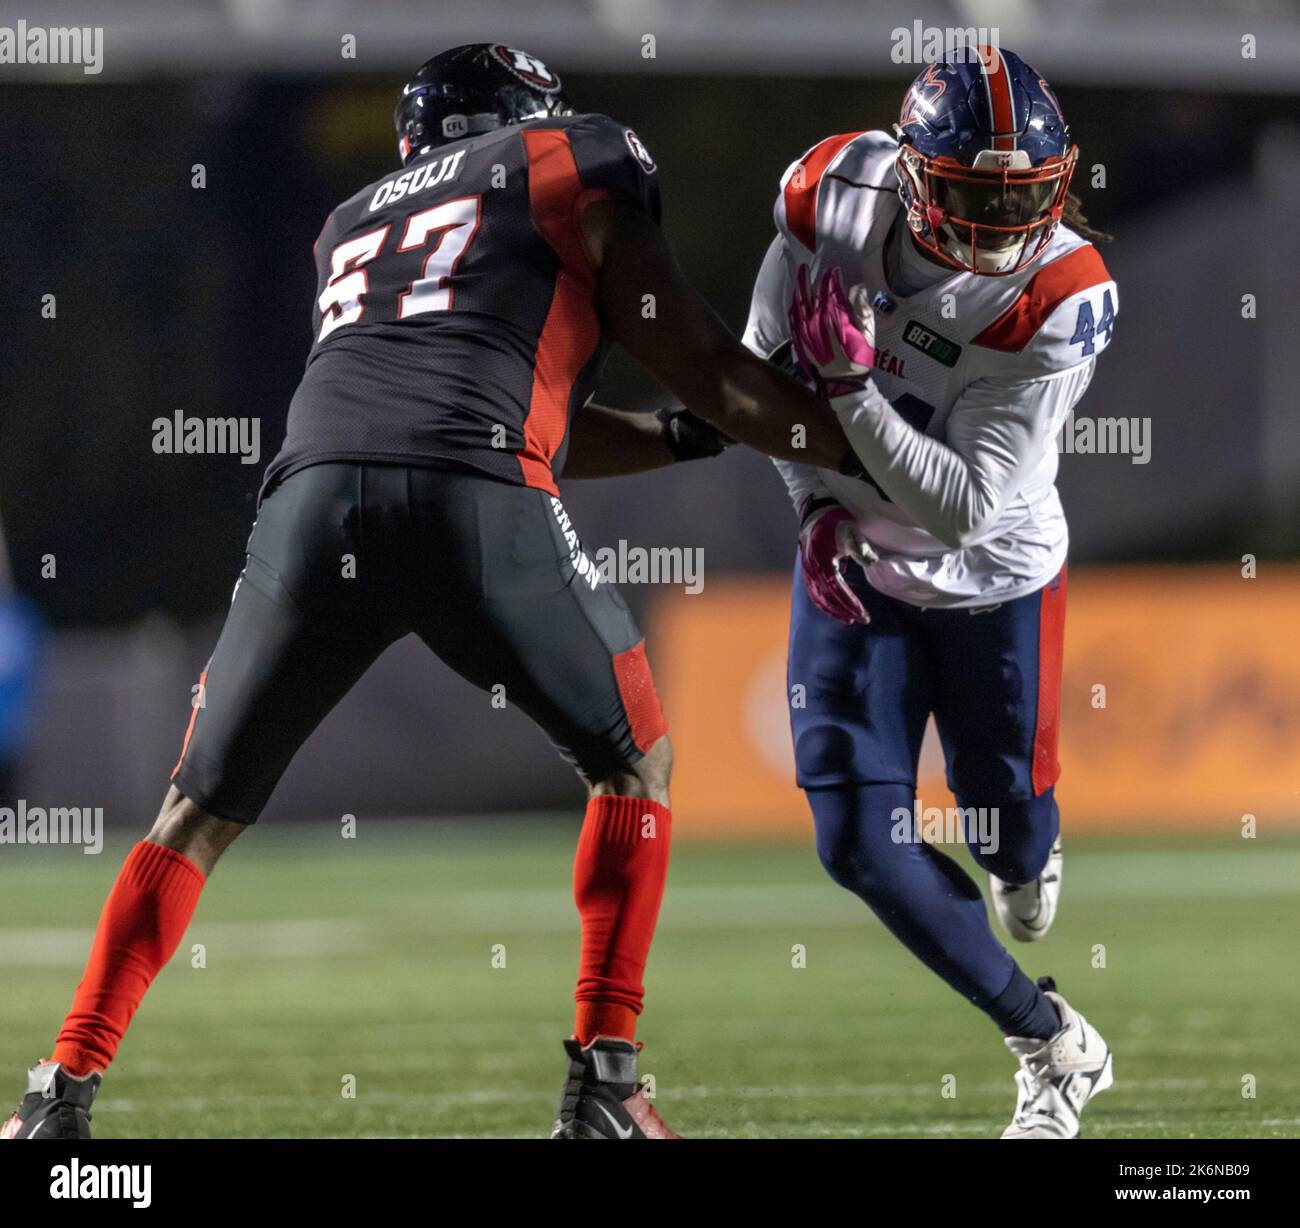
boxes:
[657,405,733,462]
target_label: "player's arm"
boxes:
[561,402,729,479]
[835,363,1095,549]
[580,199,856,471]
[741,236,836,515]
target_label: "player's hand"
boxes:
[657,405,733,461]
[798,498,877,625]
[788,265,876,398]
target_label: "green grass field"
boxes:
[1,822,1297,1139]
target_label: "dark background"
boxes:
[2,6,1298,820]
[2,74,1294,628]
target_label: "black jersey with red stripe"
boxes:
[260,113,660,499]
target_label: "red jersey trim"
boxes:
[783,132,862,253]
[972,245,1110,354]
[519,128,610,495]
[171,665,208,780]
[1032,567,1067,796]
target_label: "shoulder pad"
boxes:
[776,130,897,253]
[972,243,1117,374]
[566,113,658,172]
[526,112,660,228]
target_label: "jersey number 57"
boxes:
[316,196,483,343]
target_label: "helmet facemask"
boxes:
[896,142,1077,275]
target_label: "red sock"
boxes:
[51,841,206,1076]
[572,795,672,1045]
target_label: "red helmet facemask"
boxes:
[896,143,1078,275]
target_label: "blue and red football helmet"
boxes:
[894,46,1077,275]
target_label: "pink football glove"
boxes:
[788,265,876,397]
[798,499,878,625]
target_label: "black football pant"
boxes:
[171,462,667,824]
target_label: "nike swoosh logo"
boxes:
[595,1102,634,1139]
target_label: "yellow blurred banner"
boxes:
[650,566,1300,836]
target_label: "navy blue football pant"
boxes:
[788,559,1067,1038]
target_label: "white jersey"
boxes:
[744,130,1118,609]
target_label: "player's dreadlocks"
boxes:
[1062,192,1112,244]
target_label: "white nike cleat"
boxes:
[991,837,1062,942]
[1001,979,1113,1139]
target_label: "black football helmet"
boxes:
[394,43,574,165]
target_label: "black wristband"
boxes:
[799,495,838,526]
[657,407,731,462]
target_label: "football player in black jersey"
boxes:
[3,43,858,1142]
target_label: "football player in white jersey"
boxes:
[744,47,1117,1138]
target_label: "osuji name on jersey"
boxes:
[368,148,467,213]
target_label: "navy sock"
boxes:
[987,969,1062,1039]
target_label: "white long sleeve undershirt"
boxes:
[830,361,1093,550]
[743,235,1092,546]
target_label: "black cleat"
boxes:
[550,1038,681,1139]
[2,1062,102,1140]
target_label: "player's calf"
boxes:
[572,804,672,1039]
[557,734,678,1133]
[147,785,247,876]
[572,735,673,1041]
[587,732,672,807]
[4,788,243,1139]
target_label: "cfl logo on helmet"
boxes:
[442,114,469,139]
[493,45,561,92]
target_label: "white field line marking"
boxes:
[100,1077,1232,1113]
[0,918,375,964]
[2,846,1296,961]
